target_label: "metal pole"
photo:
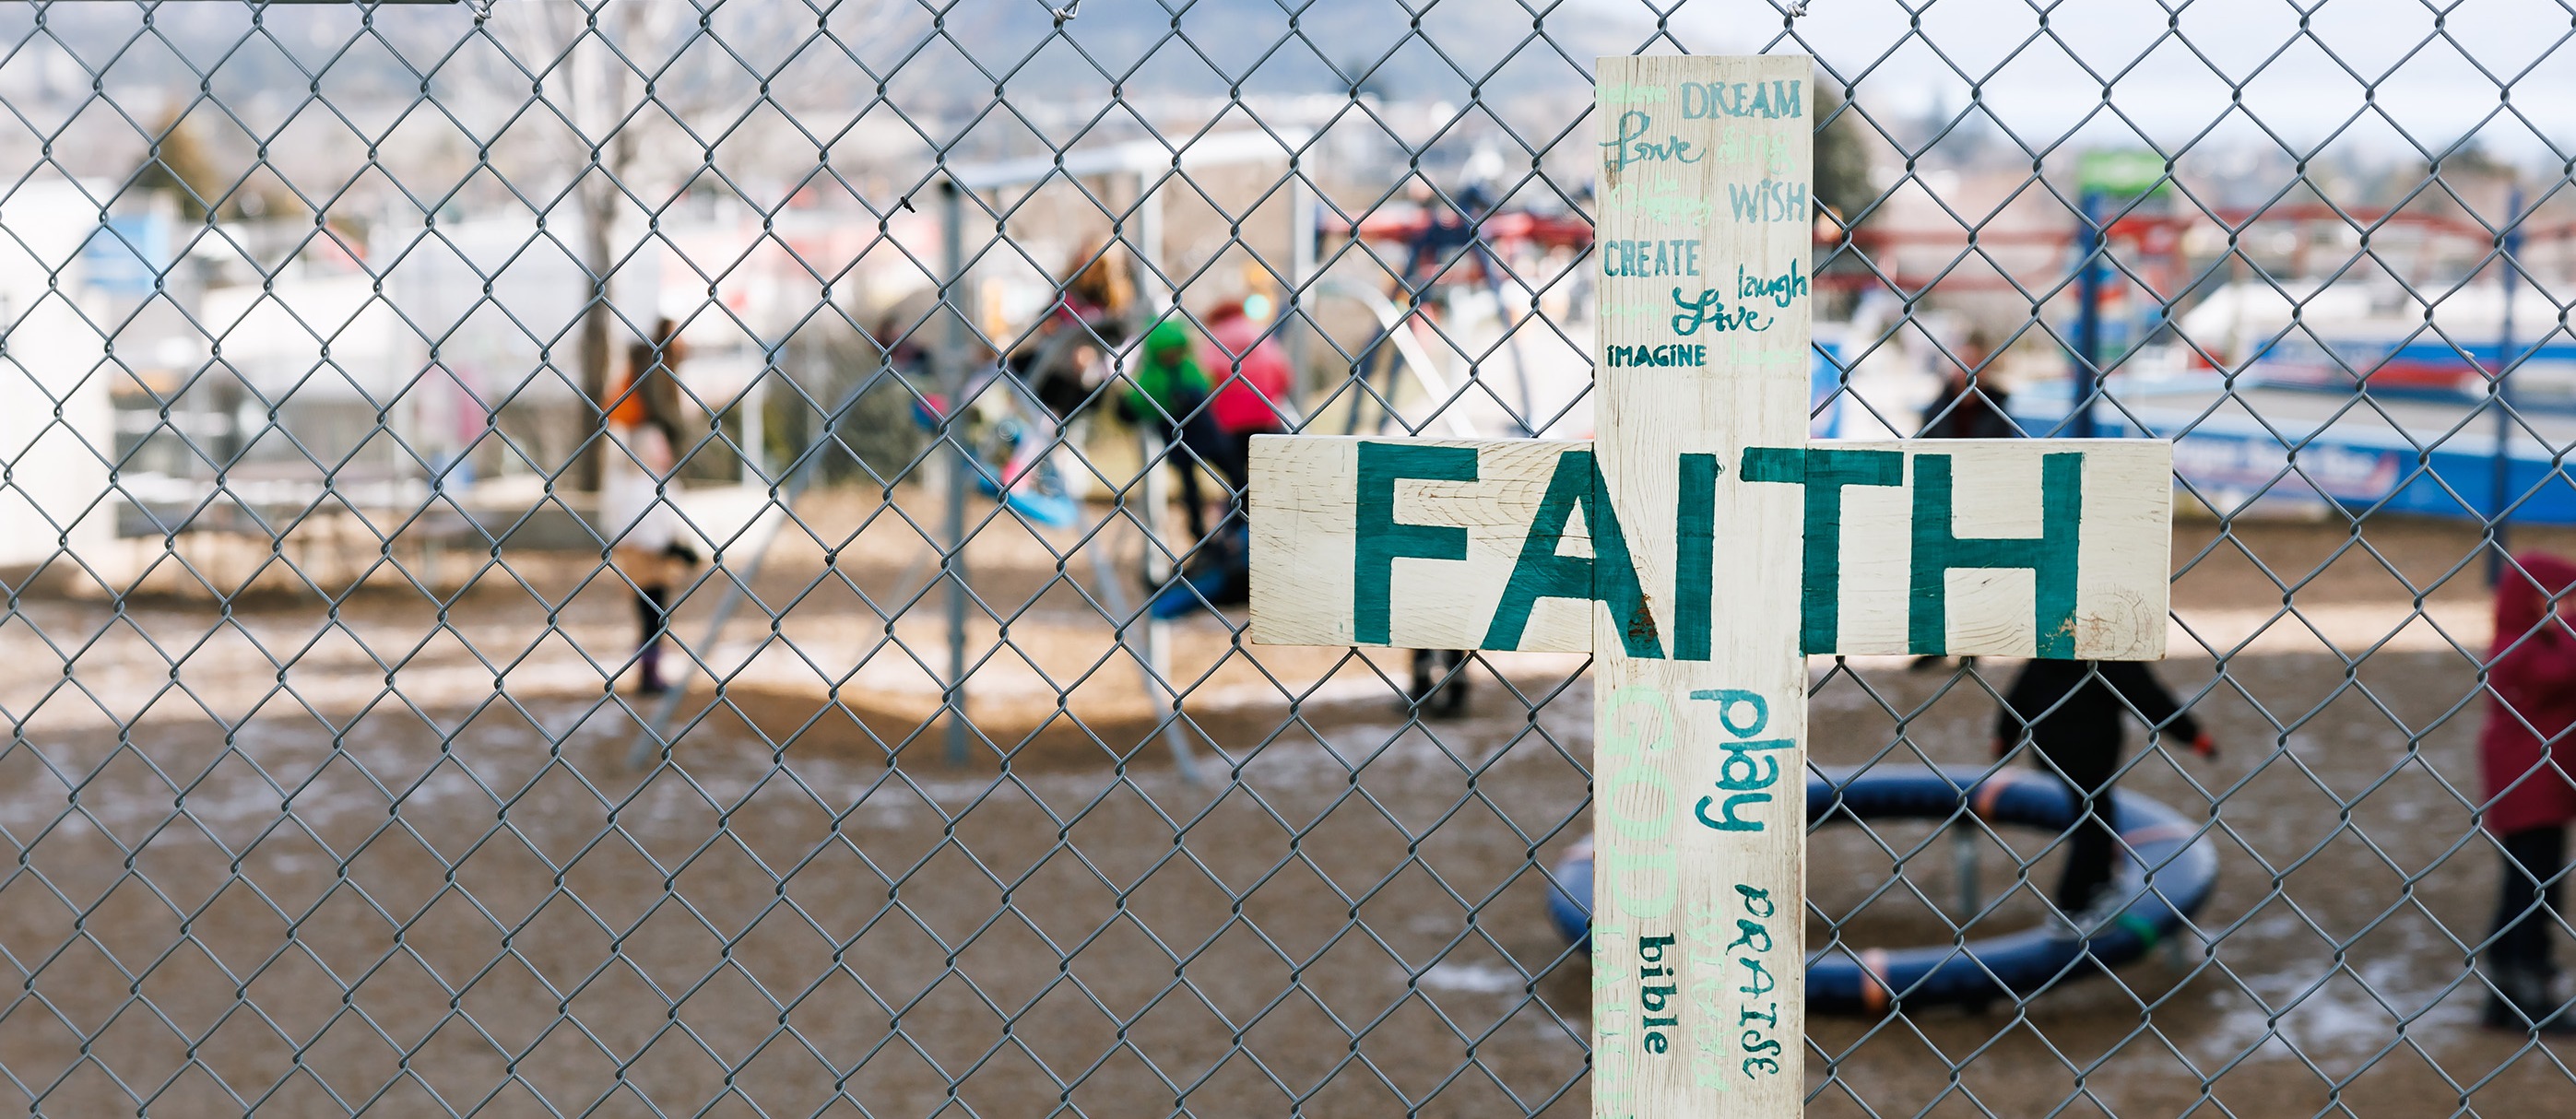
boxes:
[1138,176,1168,314]
[1131,174,1185,762]
[622,376,877,771]
[1953,822,1979,921]
[2071,190,2104,439]
[2489,185,2524,585]
[940,179,974,769]
[1287,172,1318,418]
[1080,487,1203,784]
[1140,425,1174,670]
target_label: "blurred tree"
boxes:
[500,0,922,493]
[1814,84,1876,231]
[131,110,301,225]
[131,112,225,222]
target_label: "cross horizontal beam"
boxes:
[1247,434,2171,660]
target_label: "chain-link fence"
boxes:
[1,0,2573,1114]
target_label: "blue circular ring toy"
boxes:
[1545,766,2218,1013]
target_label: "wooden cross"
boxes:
[1247,55,2174,1118]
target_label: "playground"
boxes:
[6,7,2576,1112]
[0,491,2560,1117]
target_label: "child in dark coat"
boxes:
[1993,660,2216,923]
[2476,552,2576,1034]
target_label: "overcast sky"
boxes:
[1630,0,2576,164]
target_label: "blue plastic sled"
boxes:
[1545,766,2218,1013]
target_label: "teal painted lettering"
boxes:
[1355,442,1477,645]
[1738,956,1776,996]
[1693,740,1789,834]
[1908,452,2085,656]
[1605,182,1713,225]
[1726,180,1810,223]
[1669,287,1770,335]
[1737,883,1776,917]
[1696,793,1765,832]
[1682,82,1712,118]
[1681,80,1802,120]
[1690,688,1768,736]
[1716,738,1790,791]
[1601,111,1702,173]
[1735,260,1809,308]
[1605,342,1713,368]
[1710,130,1791,170]
[1726,919,1773,953]
[1675,453,1720,661]
[1605,847,1679,918]
[1483,449,1661,656]
[1604,762,1677,839]
[1742,446,1905,654]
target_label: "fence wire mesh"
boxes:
[0,0,2569,1115]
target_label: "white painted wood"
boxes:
[1247,434,1592,653]
[1818,440,2171,659]
[1247,436,2171,660]
[1589,53,1810,1119]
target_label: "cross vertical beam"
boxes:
[1589,54,1812,1116]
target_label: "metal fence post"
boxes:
[2489,184,2523,584]
[939,177,973,769]
[2072,189,2105,440]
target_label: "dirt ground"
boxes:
[1,493,2573,1117]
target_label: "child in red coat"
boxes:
[2478,552,2576,1034]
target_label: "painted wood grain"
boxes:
[1247,436,2171,661]
[1246,434,1594,654]
[1769,439,2171,660]
[1589,53,1810,1119]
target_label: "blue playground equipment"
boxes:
[1546,765,2218,1013]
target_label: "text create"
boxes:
[1603,237,1703,277]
